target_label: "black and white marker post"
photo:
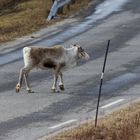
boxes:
[95,40,110,127]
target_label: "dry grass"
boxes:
[0,0,92,43]
[49,101,140,140]
[0,0,51,42]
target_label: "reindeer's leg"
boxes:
[51,70,59,93]
[52,65,63,92]
[59,72,64,91]
[16,67,31,93]
[24,71,33,93]
[16,67,25,93]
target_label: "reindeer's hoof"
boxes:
[51,89,60,93]
[27,89,34,93]
[59,85,65,91]
[16,87,20,93]
[51,89,56,93]
[16,84,20,93]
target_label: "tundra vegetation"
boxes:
[0,0,92,42]
[49,101,140,140]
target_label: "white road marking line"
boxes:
[100,99,125,109]
[49,119,77,129]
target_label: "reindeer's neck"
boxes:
[65,47,78,59]
[64,47,78,68]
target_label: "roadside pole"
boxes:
[95,40,110,127]
[47,0,71,21]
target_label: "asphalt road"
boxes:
[0,0,140,140]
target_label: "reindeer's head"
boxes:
[71,44,90,60]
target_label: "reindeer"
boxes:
[15,44,90,93]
